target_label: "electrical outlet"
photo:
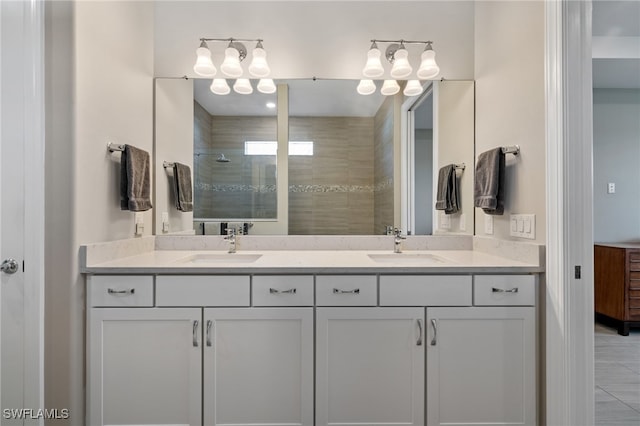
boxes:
[161,212,170,233]
[484,215,494,235]
[459,213,466,231]
[607,182,616,194]
[134,212,144,236]
[440,213,451,230]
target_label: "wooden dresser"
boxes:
[595,243,640,335]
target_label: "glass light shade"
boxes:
[362,47,385,78]
[403,80,424,97]
[417,49,440,79]
[380,79,400,96]
[193,46,216,77]
[220,47,243,78]
[210,78,230,95]
[248,47,270,77]
[356,79,376,95]
[257,78,276,94]
[233,78,253,94]
[390,48,412,79]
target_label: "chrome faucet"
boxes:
[224,228,237,253]
[393,228,406,253]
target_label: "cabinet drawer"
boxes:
[316,275,377,306]
[474,275,536,306]
[629,251,640,263]
[253,275,314,306]
[630,298,640,309]
[379,275,472,306]
[89,275,154,307]
[156,275,249,306]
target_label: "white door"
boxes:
[1,1,45,424]
[87,308,202,426]
[426,307,536,426]
[203,308,314,426]
[316,307,425,426]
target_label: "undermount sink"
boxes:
[367,253,450,265]
[177,253,263,264]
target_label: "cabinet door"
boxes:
[426,307,536,426]
[203,308,314,426]
[316,307,425,426]
[87,308,202,426]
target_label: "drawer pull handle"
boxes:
[333,288,360,294]
[107,288,135,295]
[269,288,297,295]
[193,320,199,347]
[416,319,423,346]
[492,287,519,293]
[206,320,213,347]
[430,319,437,346]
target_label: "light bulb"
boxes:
[233,78,253,94]
[356,79,376,95]
[362,46,385,78]
[403,80,424,97]
[210,79,230,95]
[417,44,440,80]
[220,47,243,78]
[248,46,270,77]
[380,80,400,96]
[390,47,412,79]
[193,42,216,77]
[257,78,276,94]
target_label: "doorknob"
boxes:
[1,259,19,274]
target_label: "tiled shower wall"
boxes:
[194,101,393,234]
[288,116,375,235]
[193,101,278,220]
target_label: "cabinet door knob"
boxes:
[492,287,519,293]
[416,319,423,346]
[193,320,199,347]
[430,319,438,346]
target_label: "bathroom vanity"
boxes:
[82,236,543,426]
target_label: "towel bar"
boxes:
[501,145,520,155]
[163,161,175,168]
[454,163,465,170]
[107,142,125,152]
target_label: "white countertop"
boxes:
[82,249,543,274]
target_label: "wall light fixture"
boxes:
[359,39,440,97]
[193,37,273,95]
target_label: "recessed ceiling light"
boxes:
[266,102,276,109]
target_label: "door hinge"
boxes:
[574,265,581,279]
[22,260,25,272]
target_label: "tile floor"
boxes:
[595,322,640,426]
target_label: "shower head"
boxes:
[216,153,230,163]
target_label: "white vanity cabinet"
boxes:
[203,307,314,426]
[425,274,537,426]
[87,307,202,426]
[315,307,425,426]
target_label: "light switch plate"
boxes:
[510,214,535,239]
[440,213,451,230]
[161,212,170,233]
[459,213,466,231]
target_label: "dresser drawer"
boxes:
[156,275,250,306]
[89,275,154,307]
[474,275,536,306]
[379,275,472,306]
[253,275,314,306]
[316,275,377,306]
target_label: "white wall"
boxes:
[155,78,194,235]
[474,1,546,243]
[45,1,154,423]
[593,88,640,242]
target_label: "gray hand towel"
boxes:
[474,147,505,215]
[435,164,459,214]
[172,162,193,212]
[120,145,153,212]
